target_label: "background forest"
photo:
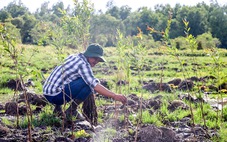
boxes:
[0,0,227,48]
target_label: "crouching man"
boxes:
[43,43,127,120]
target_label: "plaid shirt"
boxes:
[43,53,99,96]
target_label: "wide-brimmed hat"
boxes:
[83,43,106,62]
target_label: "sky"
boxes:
[0,0,226,13]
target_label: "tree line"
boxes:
[0,0,227,48]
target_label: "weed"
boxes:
[1,117,16,127]
[19,112,61,128]
[119,114,124,123]
[128,128,135,135]
[97,111,104,123]
[74,129,90,138]
[141,110,163,126]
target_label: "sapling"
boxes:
[147,13,199,136]
[131,27,149,142]
[208,47,224,128]
[44,0,94,134]
[0,23,40,142]
[115,29,132,129]
[45,19,68,132]
[115,29,133,95]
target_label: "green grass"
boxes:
[19,108,61,128]
[0,88,14,102]
[140,110,163,126]
[210,123,227,142]
[1,117,16,127]
[167,109,191,122]
[94,47,227,85]
[1,44,227,140]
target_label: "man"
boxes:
[43,43,127,119]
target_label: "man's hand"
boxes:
[114,94,127,104]
[94,84,127,104]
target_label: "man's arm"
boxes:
[94,83,127,104]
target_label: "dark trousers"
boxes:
[44,78,92,105]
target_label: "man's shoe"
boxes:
[65,99,85,120]
[66,109,85,120]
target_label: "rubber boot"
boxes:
[53,105,64,117]
[65,99,85,120]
